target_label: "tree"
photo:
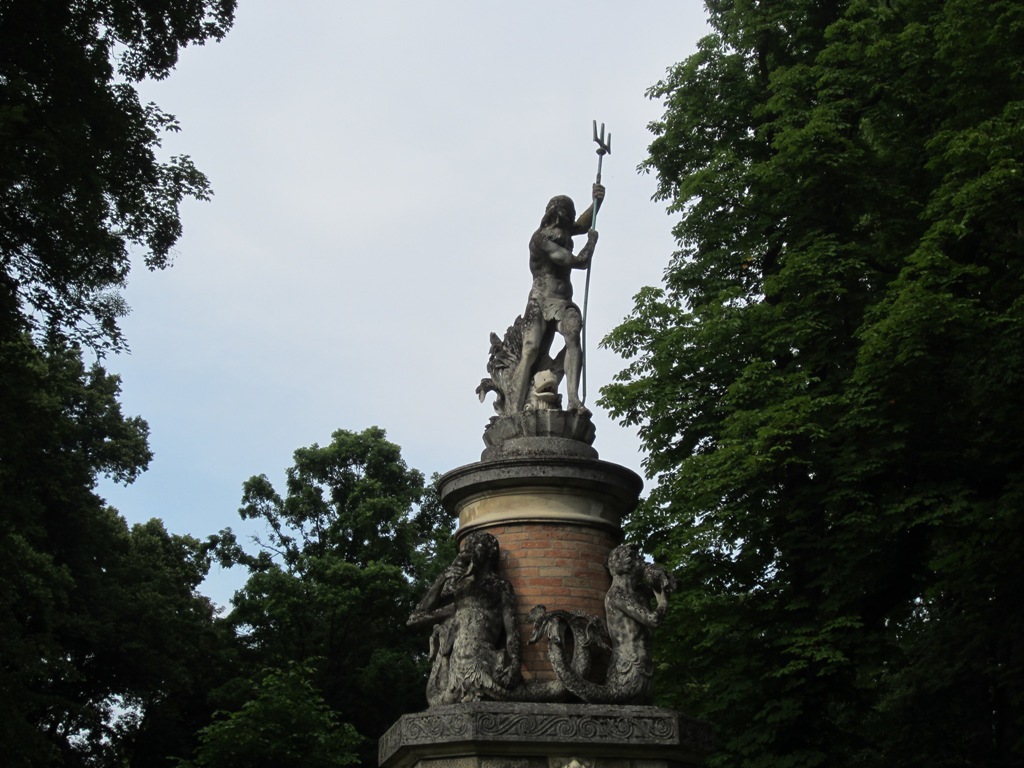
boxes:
[182,664,361,768]
[0,4,241,766]
[1,5,237,763]
[0,335,228,767]
[0,0,236,350]
[210,427,455,768]
[601,1,1024,766]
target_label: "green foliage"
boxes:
[211,428,455,767]
[182,664,360,768]
[1,3,238,764]
[0,334,227,767]
[235,426,431,571]
[0,0,236,350]
[602,1,1024,765]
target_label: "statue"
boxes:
[406,536,673,706]
[478,184,604,417]
[407,532,521,705]
[529,544,676,704]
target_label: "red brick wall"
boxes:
[480,522,619,681]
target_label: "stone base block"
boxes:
[379,703,713,768]
[388,758,688,768]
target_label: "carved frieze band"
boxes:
[379,705,714,766]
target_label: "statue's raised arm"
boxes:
[570,183,605,235]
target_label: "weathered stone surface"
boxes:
[529,545,678,705]
[476,189,603,423]
[408,533,521,706]
[481,411,597,462]
[379,703,714,768]
[402,759,686,768]
[439,458,642,539]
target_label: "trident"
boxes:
[581,120,610,405]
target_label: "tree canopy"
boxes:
[0,0,236,349]
[210,427,455,768]
[0,335,228,767]
[601,1,1024,766]
[183,664,361,768]
[1,3,237,765]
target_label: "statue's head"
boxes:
[542,195,576,228]
[607,543,642,577]
[462,532,500,570]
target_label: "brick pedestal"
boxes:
[485,522,618,680]
[383,456,714,768]
[438,457,642,681]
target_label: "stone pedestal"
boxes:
[384,431,714,766]
[379,703,714,768]
[438,457,642,681]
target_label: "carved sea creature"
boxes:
[407,533,521,705]
[528,545,675,705]
[477,316,564,416]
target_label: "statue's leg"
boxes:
[560,309,586,411]
[510,318,546,411]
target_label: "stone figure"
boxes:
[407,532,521,705]
[529,544,676,704]
[601,544,674,702]
[478,185,604,417]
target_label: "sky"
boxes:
[99,1,710,607]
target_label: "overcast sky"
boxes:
[99,1,710,606]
